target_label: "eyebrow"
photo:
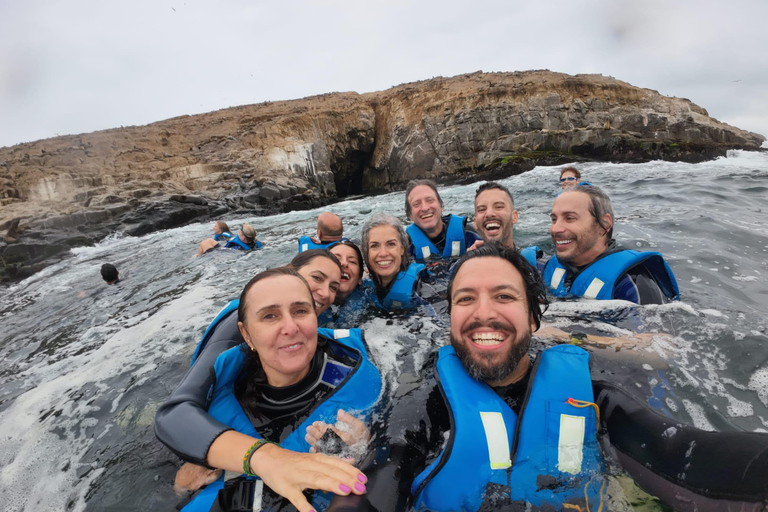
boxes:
[453,284,522,296]
[256,300,313,314]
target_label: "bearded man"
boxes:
[329,244,768,512]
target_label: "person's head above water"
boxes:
[213,221,230,235]
[447,243,548,387]
[362,212,410,289]
[100,263,120,285]
[329,240,364,303]
[559,166,581,190]
[405,179,445,238]
[289,249,342,315]
[474,182,519,248]
[236,267,319,387]
[317,212,344,243]
[240,224,257,245]
[550,185,614,268]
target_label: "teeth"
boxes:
[484,221,501,230]
[556,239,572,245]
[314,301,323,309]
[377,260,394,268]
[282,343,301,350]
[471,332,505,345]
[421,213,434,219]
[341,272,350,280]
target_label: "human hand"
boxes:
[174,462,222,494]
[467,239,485,251]
[251,443,368,512]
[305,409,371,454]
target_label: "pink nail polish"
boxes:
[355,482,366,493]
[357,473,367,483]
[339,484,351,493]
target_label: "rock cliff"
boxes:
[1,70,764,281]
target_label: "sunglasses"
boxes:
[560,177,578,183]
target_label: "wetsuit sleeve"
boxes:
[464,229,482,247]
[154,337,239,465]
[328,364,448,512]
[594,380,768,506]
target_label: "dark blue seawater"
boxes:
[1,150,767,511]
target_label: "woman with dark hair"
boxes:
[360,213,428,310]
[156,267,380,512]
[289,249,342,316]
[319,241,369,327]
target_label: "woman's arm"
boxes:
[154,336,239,464]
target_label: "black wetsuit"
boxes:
[329,352,768,512]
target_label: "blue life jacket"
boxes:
[298,236,346,253]
[225,237,261,251]
[318,287,368,328]
[182,328,382,512]
[366,262,425,310]
[542,250,679,302]
[190,300,241,366]
[406,215,467,262]
[412,344,603,511]
[213,232,234,242]
[519,245,540,269]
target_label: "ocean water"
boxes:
[1,150,768,511]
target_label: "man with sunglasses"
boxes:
[541,184,679,304]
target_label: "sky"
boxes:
[2,0,767,149]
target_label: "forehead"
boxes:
[331,244,357,259]
[368,225,400,240]
[408,185,438,204]
[552,191,591,215]
[300,256,341,277]
[452,257,526,295]
[247,275,312,307]
[475,188,512,207]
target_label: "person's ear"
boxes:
[238,321,252,347]
[601,214,613,236]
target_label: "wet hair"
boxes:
[289,248,342,276]
[404,179,443,219]
[329,240,366,276]
[475,181,515,208]
[560,166,581,179]
[100,263,119,283]
[361,213,410,287]
[215,220,230,233]
[447,243,549,329]
[237,266,314,323]
[572,184,614,240]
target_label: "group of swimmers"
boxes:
[153,169,767,512]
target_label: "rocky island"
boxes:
[1,70,765,282]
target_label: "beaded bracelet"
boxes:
[242,439,277,476]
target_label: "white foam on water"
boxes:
[748,367,768,407]
[682,400,716,432]
[0,283,218,512]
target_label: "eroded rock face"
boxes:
[0,70,764,282]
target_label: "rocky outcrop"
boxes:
[0,70,764,282]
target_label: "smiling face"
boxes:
[296,256,341,315]
[450,257,536,387]
[329,244,362,298]
[237,275,318,387]
[560,170,579,190]
[550,191,611,267]
[474,188,519,248]
[366,225,404,287]
[407,185,444,237]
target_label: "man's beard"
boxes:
[450,322,532,383]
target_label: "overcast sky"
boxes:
[2,0,767,149]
